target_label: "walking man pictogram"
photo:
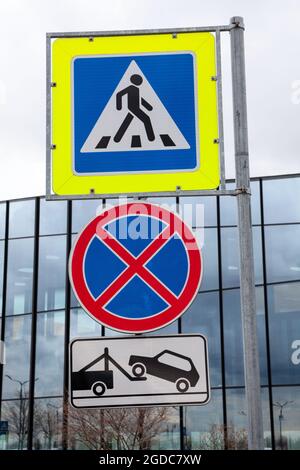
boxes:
[114,74,155,143]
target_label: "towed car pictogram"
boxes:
[128,349,200,393]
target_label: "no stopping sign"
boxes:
[69,202,202,333]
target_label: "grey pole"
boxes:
[230,16,264,450]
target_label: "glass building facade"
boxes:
[0,175,300,450]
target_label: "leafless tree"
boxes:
[67,406,172,450]
[194,423,248,450]
[2,397,29,449]
[34,402,61,449]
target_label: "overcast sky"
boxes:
[0,0,299,200]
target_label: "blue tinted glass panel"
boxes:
[0,203,6,239]
[263,177,300,224]
[220,181,261,226]
[2,315,31,399]
[182,292,221,387]
[70,308,102,338]
[72,199,103,233]
[221,226,263,288]
[267,283,300,385]
[223,287,268,386]
[71,234,80,308]
[265,225,300,283]
[104,321,178,337]
[6,238,34,315]
[0,240,4,314]
[38,235,66,311]
[35,311,65,397]
[147,320,178,336]
[179,196,217,227]
[145,197,176,211]
[9,199,35,238]
[195,228,219,292]
[40,198,67,235]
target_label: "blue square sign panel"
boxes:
[72,53,199,175]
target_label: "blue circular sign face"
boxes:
[69,203,202,333]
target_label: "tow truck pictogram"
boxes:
[71,347,147,397]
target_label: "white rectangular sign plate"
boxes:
[70,334,210,409]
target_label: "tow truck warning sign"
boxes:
[70,335,210,409]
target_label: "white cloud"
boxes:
[0,0,299,200]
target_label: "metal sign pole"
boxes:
[230,16,264,450]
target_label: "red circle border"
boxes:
[69,203,202,333]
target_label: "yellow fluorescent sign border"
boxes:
[51,32,219,196]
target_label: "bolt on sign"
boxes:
[48,32,219,197]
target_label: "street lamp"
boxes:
[5,375,29,450]
[5,375,29,399]
[273,401,294,450]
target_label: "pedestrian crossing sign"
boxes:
[79,58,192,158]
[50,32,219,196]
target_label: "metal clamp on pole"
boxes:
[230,16,264,450]
[236,186,252,195]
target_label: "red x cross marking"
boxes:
[70,203,202,333]
[95,223,178,308]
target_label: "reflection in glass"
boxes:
[183,389,224,449]
[263,177,300,224]
[35,311,65,397]
[223,287,268,386]
[179,196,217,227]
[265,225,300,283]
[70,234,80,308]
[221,226,263,288]
[195,228,218,291]
[104,197,132,208]
[267,283,300,385]
[0,203,6,239]
[2,315,31,399]
[38,235,66,311]
[147,320,178,336]
[0,240,4,313]
[145,197,176,212]
[72,199,103,233]
[6,238,34,315]
[9,199,35,238]
[33,397,63,449]
[39,198,67,235]
[104,327,127,337]
[272,387,300,450]
[70,308,102,339]
[70,288,80,309]
[226,387,271,449]
[0,400,29,449]
[149,407,180,450]
[182,292,221,387]
[68,405,179,450]
[220,181,261,226]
